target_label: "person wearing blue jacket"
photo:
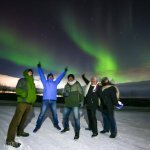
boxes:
[33,62,68,132]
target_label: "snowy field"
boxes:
[0,105,150,150]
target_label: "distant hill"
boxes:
[0,74,42,89]
[0,74,19,87]
[0,74,150,98]
[117,80,150,98]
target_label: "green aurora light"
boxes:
[62,14,127,82]
[0,28,77,73]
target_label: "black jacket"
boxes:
[82,75,100,109]
[98,85,118,115]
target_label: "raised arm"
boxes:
[82,74,90,85]
[55,67,68,84]
[37,62,46,85]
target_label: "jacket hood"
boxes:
[23,69,29,77]
[23,69,33,78]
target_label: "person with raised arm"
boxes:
[33,62,67,132]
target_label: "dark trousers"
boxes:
[86,108,98,134]
[102,112,117,135]
[6,103,32,142]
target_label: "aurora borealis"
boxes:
[62,13,122,81]
[0,0,150,83]
[0,28,73,72]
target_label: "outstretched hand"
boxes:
[37,62,41,68]
[116,101,124,109]
[82,74,85,77]
[64,67,68,72]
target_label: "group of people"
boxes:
[6,63,123,148]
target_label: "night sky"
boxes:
[0,0,150,83]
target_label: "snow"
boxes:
[0,105,150,150]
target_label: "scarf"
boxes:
[84,82,99,97]
[67,80,77,85]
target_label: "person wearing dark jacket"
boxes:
[98,77,122,138]
[33,62,67,132]
[61,74,84,140]
[82,74,100,137]
[6,69,37,148]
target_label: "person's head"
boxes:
[47,73,54,80]
[27,69,33,76]
[90,76,98,85]
[67,74,75,82]
[23,68,33,78]
[101,77,111,86]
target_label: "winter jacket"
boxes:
[16,69,37,104]
[98,85,119,115]
[63,81,84,107]
[38,67,66,100]
[82,75,100,109]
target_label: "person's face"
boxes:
[91,78,97,85]
[68,77,74,82]
[28,71,33,76]
[104,79,109,84]
[48,76,54,80]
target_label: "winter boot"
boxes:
[54,125,61,130]
[100,130,109,134]
[61,127,70,133]
[17,131,29,137]
[74,131,79,140]
[91,133,98,137]
[6,141,21,148]
[33,126,40,133]
[109,133,117,138]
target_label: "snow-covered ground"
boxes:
[0,105,150,150]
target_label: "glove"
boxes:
[64,67,68,72]
[116,101,124,109]
[63,92,68,97]
[37,62,41,68]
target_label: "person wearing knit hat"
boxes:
[98,76,123,138]
[61,74,84,140]
[33,62,68,133]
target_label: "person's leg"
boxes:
[100,112,110,133]
[108,114,117,138]
[6,103,27,143]
[86,108,92,130]
[33,101,48,132]
[90,109,98,136]
[62,107,71,131]
[49,100,60,129]
[17,103,32,136]
[72,107,80,139]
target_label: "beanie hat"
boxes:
[47,73,54,78]
[101,77,109,83]
[67,74,75,79]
